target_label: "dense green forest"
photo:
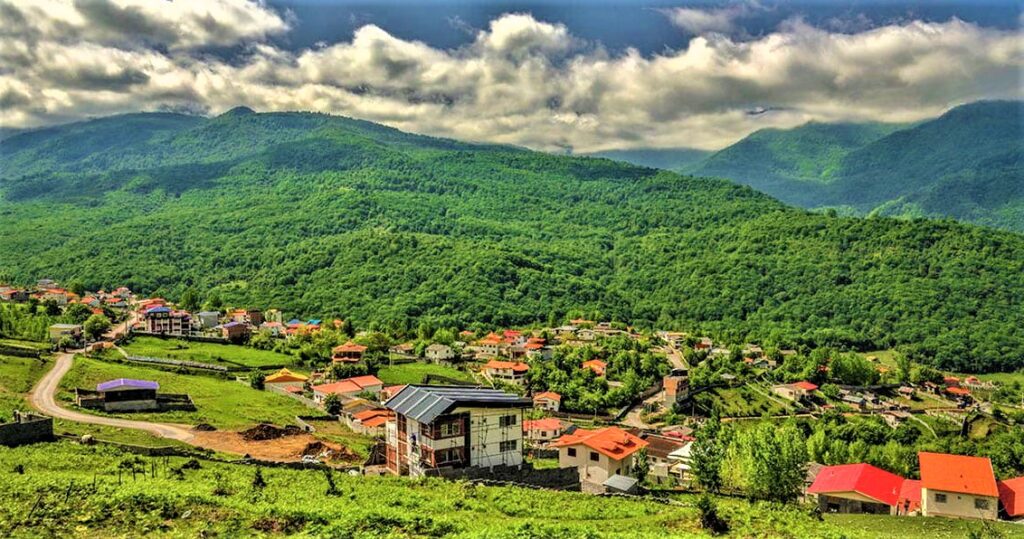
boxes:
[2,109,1024,372]
[686,101,1024,232]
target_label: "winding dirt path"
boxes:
[28,351,197,444]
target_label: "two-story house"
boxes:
[552,426,648,488]
[384,385,532,477]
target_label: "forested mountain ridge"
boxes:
[686,101,1024,231]
[2,110,1024,372]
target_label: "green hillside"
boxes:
[2,110,1024,372]
[586,148,710,171]
[689,101,1024,231]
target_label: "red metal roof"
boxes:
[998,477,1024,517]
[793,381,819,391]
[807,463,904,506]
[918,452,998,497]
[533,391,561,402]
[898,479,922,513]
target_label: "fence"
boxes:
[130,331,230,344]
[125,355,230,372]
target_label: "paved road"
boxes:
[28,351,196,444]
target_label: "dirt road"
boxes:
[28,351,197,444]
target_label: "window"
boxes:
[567,448,576,457]
[499,414,518,428]
[935,493,947,503]
[975,498,990,510]
[499,440,517,452]
[589,451,599,462]
[440,421,461,437]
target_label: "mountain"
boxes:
[2,110,1024,372]
[584,148,710,171]
[689,101,1024,231]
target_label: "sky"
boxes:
[0,0,1021,152]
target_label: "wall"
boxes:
[921,488,998,520]
[0,412,54,447]
[557,445,634,486]
[428,463,580,491]
[466,407,525,469]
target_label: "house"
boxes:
[576,328,597,342]
[380,385,408,401]
[997,477,1024,520]
[663,368,689,410]
[312,375,384,404]
[523,417,565,444]
[389,343,415,356]
[842,394,866,410]
[260,321,284,337]
[80,379,159,412]
[552,426,648,489]
[503,330,526,346]
[347,408,394,437]
[898,386,916,398]
[383,385,531,477]
[946,386,972,401]
[472,332,507,357]
[48,323,83,344]
[898,479,923,515]
[144,306,192,336]
[656,331,687,348]
[220,321,248,342]
[264,368,308,390]
[581,359,607,377]
[425,343,456,362]
[919,452,999,520]
[806,463,906,515]
[39,288,72,305]
[229,308,263,326]
[196,311,220,329]
[641,433,690,485]
[482,360,529,386]
[772,381,818,402]
[332,341,367,363]
[943,376,961,387]
[533,391,561,412]
[0,288,29,302]
[694,337,713,351]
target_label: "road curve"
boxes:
[29,351,197,444]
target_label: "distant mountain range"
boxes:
[598,101,1024,232]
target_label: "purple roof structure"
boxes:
[222,321,243,328]
[96,378,159,392]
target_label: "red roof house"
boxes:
[919,452,999,519]
[807,463,904,508]
[332,341,367,363]
[582,359,607,377]
[793,381,819,391]
[552,426,648,460]
[998,477,1024,519]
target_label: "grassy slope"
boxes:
[121,337,296,369]
[376,361,474,385]
[58,357,311,429]
[0,354,48,418]
[2,442,1018,538]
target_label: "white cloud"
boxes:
[663,6,742,35]
[0,4,1021,152]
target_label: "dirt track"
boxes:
[28,351,348,462]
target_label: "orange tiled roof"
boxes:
[524,418,562,432]
[333,341,367,353]
[998,477,1024,517]
[551,427,647,460]
[478,332,504,345]
[484,360,529,373]
[533,391,561,402]
[918,452,998,497]
[582,359,607,375]
[792,381,819,391]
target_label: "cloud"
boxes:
[0,4,1021,152]
[662,6,743,35]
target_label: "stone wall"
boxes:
[0,411,54,447]
[427,463,580,491]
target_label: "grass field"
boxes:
[0,338,50,351]
[693,385,791,417]
[59,357,312,430]
[121,337,296,369]
[299,418,376,459]
[0,354,49,419]
[1,442,1020,538]
[376,360,474,385]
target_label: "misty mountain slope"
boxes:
[2,110,1024,371]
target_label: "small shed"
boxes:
[95,379,160,411]
[603,474,640,494]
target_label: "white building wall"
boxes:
[464,407,524,468]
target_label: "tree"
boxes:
[736,422,807,503]
[631,448,649,484]
[895,352,913,385]
[83,314,111,340]
[249,371,265,390]
[67,279,86,296]
[64,303,93,324]
[323,393,342,416]
[691,410,724,493]
[180,287,201,312]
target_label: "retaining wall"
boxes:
[0,411,54,447]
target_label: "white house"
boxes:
[552,427,649,488]
[425,343,456,362]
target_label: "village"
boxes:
[2,278,1024,527]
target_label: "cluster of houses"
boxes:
[807,453,1024,521]
[1,279,132,309]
